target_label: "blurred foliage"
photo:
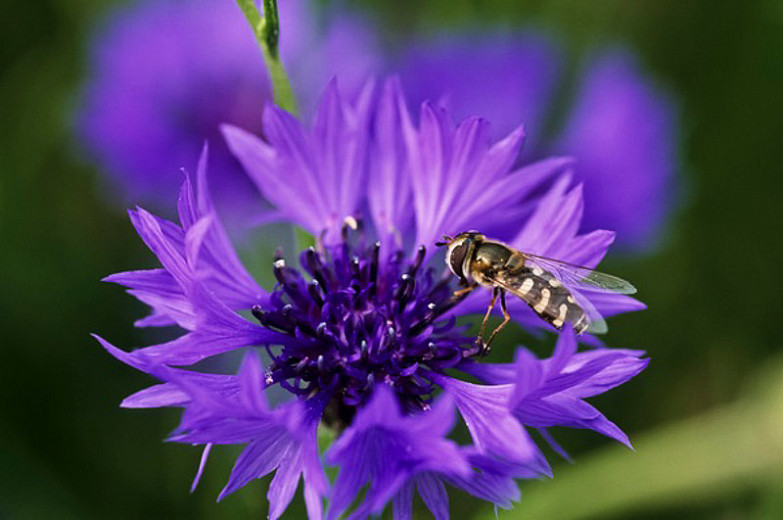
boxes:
[1,0,782,518]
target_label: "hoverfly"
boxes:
[436,231,637,353]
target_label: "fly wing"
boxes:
[569,289,608,334]
[521,254,637,295]
[485,267,605,334]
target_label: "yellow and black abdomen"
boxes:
[493,254,589,334]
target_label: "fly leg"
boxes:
[480,289,510,356]
[475,287,499,354]
[452,284,477,299]
[478,287,499,339]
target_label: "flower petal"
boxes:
[416,473,449,520]
[368,78,414,247]
[392,483,414,520]
[432,375,538,465]
[326,386,468,519]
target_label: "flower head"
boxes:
[97,80,647,518]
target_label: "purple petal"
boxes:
[510,349,546,401]
[433,375,538,464]
[587,292,647,317]
[223,87,371,242]
[304,482,324,520]
[510,176,583,260]
[128,289,193,329]
[401,99,550,252]
[267,448,305,520]
[120,316,282,368]
[392,482,414,520]
[237,350,270,414]
[121,383,190,409]
[222,123,324,233]
[190,443,213,492]
[445,455,523,509]
[182,146,267,308]
[104,269,192,328]
[505,337,646,447]
[456,360,518,385]
[326,386,468,519]
[218,433,291,500]
[129,207,192,288]
[536,428,572,462]
[368,79,414,247]
[565,350,649,398]
[416,473,449,520]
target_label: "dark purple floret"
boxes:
[254,234,474,423]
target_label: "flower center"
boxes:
[253,237,475,423]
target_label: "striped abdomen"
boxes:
[491,255,589,334]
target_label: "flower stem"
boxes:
[235,0,298,115]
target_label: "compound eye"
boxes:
[448,241,470,278]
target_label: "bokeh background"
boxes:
[2,0,783,518]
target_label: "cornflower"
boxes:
[96,79,647,518]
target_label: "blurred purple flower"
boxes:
[95,80,647,518]
[555,50,677,249]
[79,0,675,248]
[77,0,381,220]
[398,33,561,149]
[398,35,678,249]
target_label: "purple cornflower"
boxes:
[96,80,647,518]
[398,35,678,249]
[77,0,381,219]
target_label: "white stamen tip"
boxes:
[344,216,359,230]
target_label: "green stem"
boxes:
[235,0,298,115]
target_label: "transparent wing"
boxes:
[570,289,608,334]
[521,253,637,295]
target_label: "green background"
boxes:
[1,0,782,518]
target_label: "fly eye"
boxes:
[448,241,470,278]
